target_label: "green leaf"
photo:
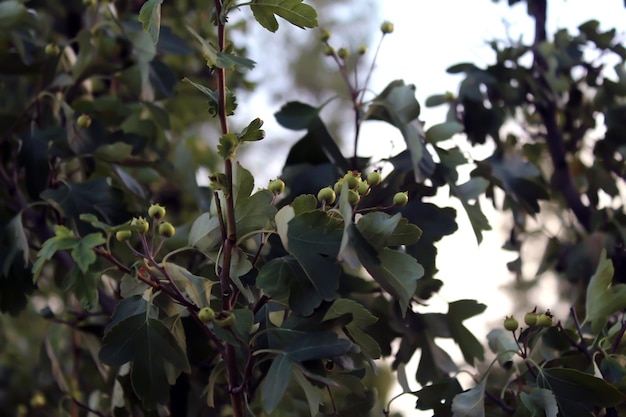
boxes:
[71,233,106,273]
[287,210,343,301]
[99,311,190,409]
[63,266,99,311]
[239,118,265,142]
[4,213,29,276]
[585,249,626,333]
[216,51,256,70]
[32,226,79,282]
[164,263,216,308]
[182,77,237,116]
[486,329,517,368]
[425,121,464,143]
[323,299,380,359]
[293,367,323,417]
[451,377,486,417]
[387,217,422,247]
[537,368,625,407]
[262,353,292,412]
[250,0,318,33]
[359,248,423,315]
[448,178,491,244]
[447,300,486,364]
[0,1,27,29]
[94,142,134,162]
[218,132,239,159]
[520,388,558,417]
[415,377,463,411]
[257,257,294,300]
[188,212,221,252]
[365,80,434,182]
[138,0,164,45]
[213,309,254,346]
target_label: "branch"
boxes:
[530,0,591,232]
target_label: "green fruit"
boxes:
[44,43,60,56]
[357,45,367,55]
[317,187,336,204]
[343,171,360,189]
[367,171,382,187]
[337,47,349,59]
[524,311,538,326]
[393,192,408,207]
[347,189,360,205]
[148,203,166,219]
[198,307,216,323]
[357,180,370,196]
[216,313,236,328]
[503,316,519,331]
[158,222,175,238]
[537,312,553,327]
[115,230,132,242]
[131,217,149,233]
[380,21,394,34]
[76,114,92,129]
[268,179,285,194]
[333,179,344,195]
[323,46,335,56]
[319,29,331,42]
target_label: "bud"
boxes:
[337,47,350,60]
[380,21,394,34]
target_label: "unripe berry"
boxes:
[537,311,553,327]
[524,310,538,326]
[337,47,349,60]
[317,187,336,204]
[393,192,408,207]
[367,171,382,187]
[380,21,394,34]
[357,180,370,196]
[319,29,331,42]
[347,189,360,205]
[334,179,344,195]
[343,171,360,189]
[323,46,335,56]
[198,307,216,323]
[76,114,92,129]
[158,222,175,238]
[268,179,285,194]
[357,45,367,55]
[131,217,149,233]
[45,43,60,56]
[503,316,519,332]
[115,230,132,242]
[148,203,166,219]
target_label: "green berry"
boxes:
[158,222,175,238]
[357,45,367,55]
[131,217,149,233]
[320,29,331,42]
[337,47,349,60]
[343,171,360,189]
[323,46,335,56]
[347,189,360,205]
[115,230,132,242]
[198,307,216,323]
[76,114,92,129]
[503,316,519,332]
[357,180,370,196]
[148,203,166,219]
[45,43,60,56]
[380,21,394,34]
[524,310,538,326]
[334,179,344,195]
[537,311,553,327]
[268,179,285,195]
[317,187,336,204]
[367,171,382,187]
[393,192,408,207]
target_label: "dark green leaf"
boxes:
[519,388,558,417]
[585,249,626,334]
[262,353,292,412]
[63,266,99,311]
[32,226,79,281]
[537,368,625,407]
[71,233,105,273]
[426,121,464,143]
[99,312,190,409]
[448,178,491,244]
[287,210,343,301]
[4,214,29,276]
[323,299,380,359]
[356,212,402,252]
[447,300,486,363]
[216,51,256,70]
[138,0,164,45]
[250,0,318,33]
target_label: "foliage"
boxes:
[2,0,626,416]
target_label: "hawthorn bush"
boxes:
[2,0,626,416]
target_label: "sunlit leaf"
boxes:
[138,0,163,45]
[451,377,486,417]
[250,0,318,33]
